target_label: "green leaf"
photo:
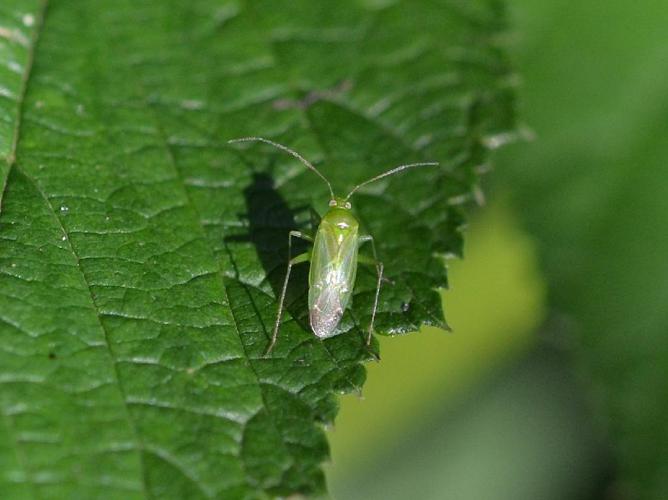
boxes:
[0,0,514,497]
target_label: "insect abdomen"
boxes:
[309,282,347,338]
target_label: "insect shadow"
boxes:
[225,172,313,337]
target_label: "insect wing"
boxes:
[308,220,358,338]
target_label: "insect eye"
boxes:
[345,202,351,209]
[329,199,337,207]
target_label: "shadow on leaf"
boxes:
[225,172,312,342]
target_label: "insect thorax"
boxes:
[321,205,359,232]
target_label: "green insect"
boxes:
[229,137,438,354]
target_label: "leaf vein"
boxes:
[14,166,153,499]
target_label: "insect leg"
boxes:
[358,235,383,346]
[267,230,312,356]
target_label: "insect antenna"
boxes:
[228,136,335,199]
[344,161,439,201]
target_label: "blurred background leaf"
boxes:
[498,0,668,497]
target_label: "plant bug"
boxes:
[228,137,438,355]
